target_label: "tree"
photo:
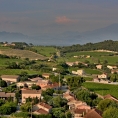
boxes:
[103,107,118,118]
[98,99,114,112]
[20,102,31,112]
[0,80,7,87]
[31,84,41,90]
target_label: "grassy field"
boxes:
[82,82,118,98]
[0,58,22,67]
[0,69,41,75]
[32,46,57,57]
[84,68,102,75]
[0,49,47,60]
[62,51,118,65]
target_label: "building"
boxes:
[104,94,118,102]
[22,89,42,103]
[1,75,20,83]
[0,92,15,101]
[17,81,37,88]
[42,73,50,79]
[98,73,107,79]
[96,65,102,69]
[36,79,51,88]
[84,109,102,118]
[33,102,52,115]
[72,69,85,76]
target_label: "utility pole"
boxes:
[31,102,32,118]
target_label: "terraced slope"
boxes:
[0,49,47,60]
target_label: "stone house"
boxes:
[1,75,20,83]
[22,89,42,103]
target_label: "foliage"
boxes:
[31,84,41,90]
[98,99,115,112]
[48,96,67,108]
[74,89,101,107]
[67,76,85,89]
[0,102,17,115]
[0,80,7,87]
[103,107,118,118]
[11,112,30,118]
[20,102,31,112]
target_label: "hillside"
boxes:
[60,40,118,53]
[0,49,47,60]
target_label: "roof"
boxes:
[39,102,52,109]
[0,92,15,97]
[1,75,19,79]
[34,108,48,114]
[22,90,42,94]
[104,94,118,102]
[74,108,89,114]
[30,77,43,81]
[84,109,102,118]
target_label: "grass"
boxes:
[0,69,41,75]
[82,82,118,98]
[0,49,47,60]
[32,46,57,57]
[62,51,118,65]
[84,68,102,75]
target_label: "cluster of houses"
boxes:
[0,71,118,118]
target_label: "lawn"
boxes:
[82,82,118,98]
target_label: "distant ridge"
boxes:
[0,23,118,46]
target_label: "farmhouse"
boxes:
[97,73,107,79]
[1,75,20,83]
[42,73,50,79]
[22,89,42,103]
[72,69,85,76]
[96,65,102,69]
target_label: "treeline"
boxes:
[59,40,118,53]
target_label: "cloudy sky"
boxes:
[0,0,118,45]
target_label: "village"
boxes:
[0,56,118,118]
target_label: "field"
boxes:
[63,51,118,65]
[0,69,41,75]
[32,46,57,57]
[82,82,118,98]
[0,49,47,60]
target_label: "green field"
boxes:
[62,51,118,65]
[32,46,57,57]
[82,82,118,98]
[0,69,41,75]
[84,68,102,75]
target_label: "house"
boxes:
[0,92,15,101]
[72,69,85,76]
[1,75,20,83]
[17,81,37,88]
[30,77,43,82]
[42,73,50,79]
[73,108,90,118]
[107,65,117,70]
[104,94,118,102]
[84,109,102,118]
[96,65,102,69]
[33,102,52,114]
[41,82,59,91]
[111,69,118,74]
[22,89,42,103]
[66,61,79,66]
[98,73,107,79]
[52,67,57,71]
[36,79,51,88]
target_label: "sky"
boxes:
[0,0,118,45]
